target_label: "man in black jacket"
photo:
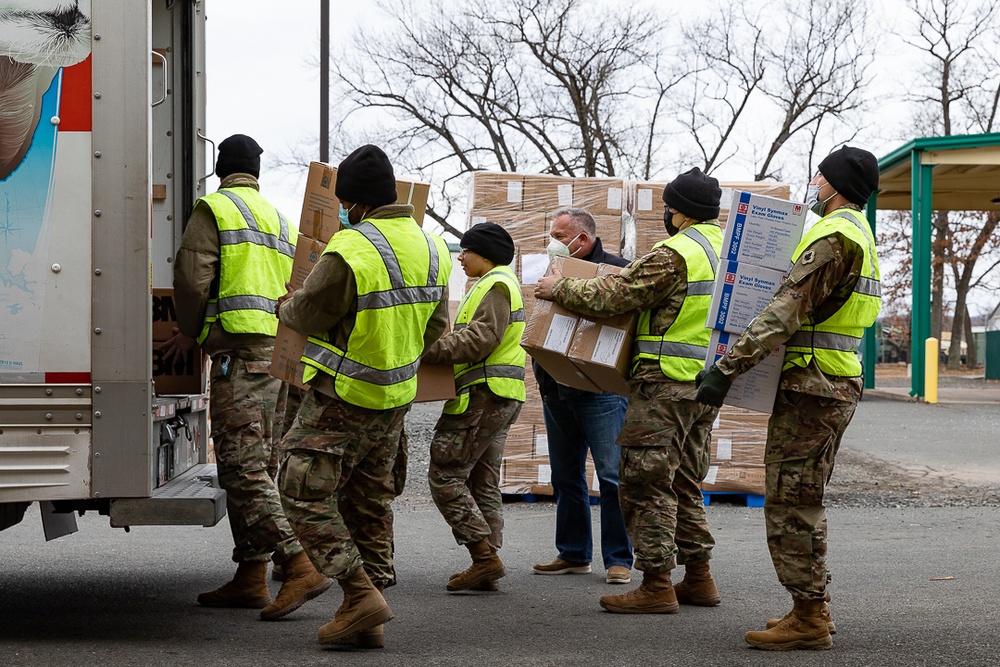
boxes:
[532,208,634,585]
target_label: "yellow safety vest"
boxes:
[301,217,452,410]
[197,187,296,343]
[443,265,526,415]
[632,222,723,382]
[784,208,882,377]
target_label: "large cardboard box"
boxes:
[522,174,574,211]
[572,177,625,216]
[566,264,636,397]
[470,172,525,211]
[152,342,205,395]
[520,257,601,393]
[701,406,767,495]
[721,191,807,271]
[469,209,549,252]
[630,180,792,227]
[269,234,327,388]
[152,287,180,340]
[300,161,432,241]
[414,362,457,402]
[707,260,789,333]
[705,329,784,413]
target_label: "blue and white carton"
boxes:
[705,330,784,414]
[721,191,807,271]
[707,260,788,334]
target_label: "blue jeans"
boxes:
[543,390,632,569]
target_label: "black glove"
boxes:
[695,364,732,408]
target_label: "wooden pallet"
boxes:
[702,491,764,507]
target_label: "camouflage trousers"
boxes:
[428,387,522,548]
[617,383,718,573]
[764,389,858,601]
[277,389,407,589]
[269,383,302,477]
[209,348,301,565]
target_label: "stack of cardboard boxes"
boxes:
[699,189,809,495]
[466,172,627,497]
[467,172,798,498]
[269,162,456,402]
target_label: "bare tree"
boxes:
[327,0,681,240]
[675,0,874,183]
[900,0,1000,367]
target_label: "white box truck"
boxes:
[0,1,226,538]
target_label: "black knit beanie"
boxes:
[335,144,397,207]
[818,146,880,205]
[461,222,515,266]
[661,167,722,221]
[216,134,262,179]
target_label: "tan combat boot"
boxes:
[599,569,679,614]
[766,589,836,634]
[260,551,334,620]
[673,560,721,606]
[197,561,272,609]
[317,568,394,645]
[446,539,506,592]
[449,571,500,591]
[745,598,833,650]
[328,581,388,649]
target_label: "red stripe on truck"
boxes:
[60,55,92,132]
[45,373,92,384]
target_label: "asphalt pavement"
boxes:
[3,396,999,666]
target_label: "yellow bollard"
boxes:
[925,337,938,404]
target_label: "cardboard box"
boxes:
[300,161,432,241]
[707,260,788,333]
[701,464,765,495]
[572,177,624,216]
[566,264,636,397]
[414,362,457,403]
[705,329,784,413]
[520,257,602,394]
[709,406,769,464]
[269,234,331,389]
[630,180,792,227]
[151,288,180,340]
[469,209,548,252]
[592,214,623,255]
[470,172,524,211]
[721,191,807,271]
[152,341,204,395]
[522,174,574,211]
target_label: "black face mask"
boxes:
[663,209,681,237]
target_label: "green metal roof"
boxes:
[876,132,1000,211]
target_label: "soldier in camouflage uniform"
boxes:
[696,146,882,650]
[422,223,525,592]
[166,135,332,620]
[536,169,724,614]
[275,145,451,648]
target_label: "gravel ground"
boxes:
[400,372,1000,512]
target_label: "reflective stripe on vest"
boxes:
[198,187,296,342]
[300,218,452,409]
[784,208,882,377]
[443,264,527,415]
[632,223,723,382]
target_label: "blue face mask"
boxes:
[338,204,353,229]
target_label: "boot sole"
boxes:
[745,636,833,651]
[677,595,721,606]
[328,627,385,649]
[260,577,335,621]
[599,600,679,614]
[319,607,395,645]
[446,566,506,592]
[197,596,272,609]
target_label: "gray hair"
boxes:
[552,207,596,236]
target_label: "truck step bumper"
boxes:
[109,464,226,528]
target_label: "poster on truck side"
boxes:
[0,2,93,375]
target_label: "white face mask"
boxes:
[805,183,835,217]
[546,233,582,257]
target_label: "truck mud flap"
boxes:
[109,464,226,528]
